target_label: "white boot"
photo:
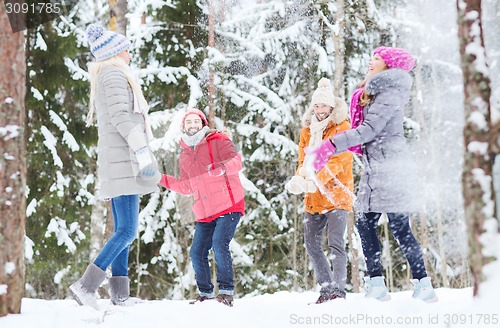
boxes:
[108,276,143,306]
[411,277,438,303]
[68,263,106,310]
[364,276,391,301]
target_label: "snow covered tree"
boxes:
[24,7,100,297]
[0,8,27,316]
[457,0,497,296]
[20,0,494,301]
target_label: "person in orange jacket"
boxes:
[286,77,353,304]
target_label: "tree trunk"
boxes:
[333,0,345,97]
[109,0,128,35]
[382,215,393,291]
[347,212,359,292]
[207,0,216,129]
[292,197,298,290]
[89,201,106,260]
[456,0,496,296]
[0,8,27,317]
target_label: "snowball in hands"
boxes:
[207,163,226,177]
[285,175,317,194]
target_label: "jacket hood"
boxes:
[301,96,349,128]
[366,69,412,96]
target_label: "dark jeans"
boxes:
[94,194,139,276]
[190,212,241,296]
[356,212,427,280]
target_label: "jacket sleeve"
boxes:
[159,161,194,195]
[316,150,352,185]
[333,88,401,152]
[317,121,353,185]
[101,67,149,152]
[213,137,242,175]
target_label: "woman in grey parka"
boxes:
[307,46,437,303]
[68,24,160,309]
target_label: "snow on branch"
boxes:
[64,58,89,81]
[138,66,191,84]
[237,123,297,160]
[40,126,63,168]
[239,173,287,230]
[49,110,80,152]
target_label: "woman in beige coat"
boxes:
[68,24,160,309]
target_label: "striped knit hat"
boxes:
[86,24,130,62]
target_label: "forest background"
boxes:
[18,0,500,301]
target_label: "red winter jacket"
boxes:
[160,130,245,222]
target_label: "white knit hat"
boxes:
[310,77,336,109]
[301,77,348,128]
[86,24,130,62]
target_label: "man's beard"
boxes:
[315,112,329,121]
[186,127,201,136]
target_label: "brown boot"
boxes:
[314,294,342,304]
[216,294,234,307]
[189,294,215,304]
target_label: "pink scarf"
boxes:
[348,87,364,155]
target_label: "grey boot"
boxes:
[364,276,391,301]
[411,277,438,303]
[68,263,106,309]
[108,276,142,306]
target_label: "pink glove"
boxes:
[207,163,226,177]
[306,139,336,171]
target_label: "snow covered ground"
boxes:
[1,287,499,328]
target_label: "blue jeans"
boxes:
[94,194,139,276]
[190,212,241,297]
[356,212,427,280]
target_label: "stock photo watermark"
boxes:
[2,0,78,32]
[289,312,499,326]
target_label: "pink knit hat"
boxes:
[182,108,208,131]
[373,46,415,72]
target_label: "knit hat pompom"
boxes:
[86,24,130,62]
[310,77,336,109]
[373,46,415,72]
[86,24,104,43]
[317,77,330,89]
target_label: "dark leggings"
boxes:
[356,212,427,280]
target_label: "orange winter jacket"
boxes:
[298,120,354,214]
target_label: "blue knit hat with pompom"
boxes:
[86,24,130,62]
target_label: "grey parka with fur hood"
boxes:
[333,69,417,213]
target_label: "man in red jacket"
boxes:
[159,108,245,307]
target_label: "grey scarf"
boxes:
[181,126,210,147]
